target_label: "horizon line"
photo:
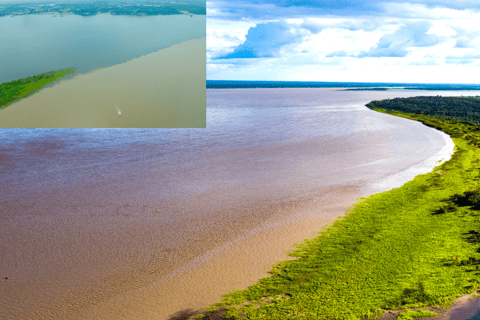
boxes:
[206,80,480,86]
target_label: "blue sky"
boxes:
[207,0,480,83]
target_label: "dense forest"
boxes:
[366,96,480,127]
[366,96,480,148]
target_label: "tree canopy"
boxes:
[366,96,480,127]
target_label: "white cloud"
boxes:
[427,25,457,37]
[382,2,474,19]
[206,1,222,17]
[207,6,480,83]
[207,19,258,59]
[286,18,304,25]
[301,27,383,58]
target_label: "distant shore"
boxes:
[0,1,206,17]
[206,80,480,90]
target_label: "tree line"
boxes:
[366,96,480,127]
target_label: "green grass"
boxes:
[396,308,445,319]
[196,108,480,320]
[0,67,77,110]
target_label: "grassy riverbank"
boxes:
[196,100,480,319]
[0,67,77,110]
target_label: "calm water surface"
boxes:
[0,88,465,198]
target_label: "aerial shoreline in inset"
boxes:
[0,37,206,128]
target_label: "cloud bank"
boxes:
[207,1,480,82]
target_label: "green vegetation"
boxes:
[367,96,480,128]
[0,67,77,110]
[396,309,444,319]
[195,97,480,319]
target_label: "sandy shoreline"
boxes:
[0,37,206,128]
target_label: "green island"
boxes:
[195,96,480,320]
[0,67,77,110]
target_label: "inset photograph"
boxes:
[0,0,206,128]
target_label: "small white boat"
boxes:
[115,104,121,116]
